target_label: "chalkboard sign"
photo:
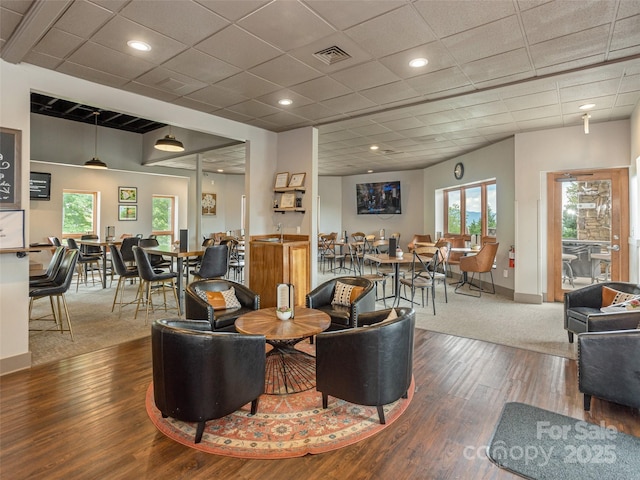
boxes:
[0,128,22,209]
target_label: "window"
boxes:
[62,190,98,237]
[152,195,176,249]
[444,180,497,238]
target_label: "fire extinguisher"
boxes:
[508,245,515,268]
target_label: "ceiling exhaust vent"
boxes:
[313,46,351,65]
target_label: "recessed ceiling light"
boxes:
[127,40,151,52]
[367,170,374,173]
[217,169,224,173]
[278,98,293,106]
[579,103,595,110]
[370,145,379,151]
[409,57,428,68]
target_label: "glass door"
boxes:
[547,168,629,302]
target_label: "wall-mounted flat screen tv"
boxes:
[356,181,401,214]
[30,171,51,200]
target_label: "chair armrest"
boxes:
[564,283,604,309]
[231,283,260,310]
[306,282,335,308]
[578,330,640,409]
[350,285,376,327]
[587,311,640,332]
[184,290,214,323]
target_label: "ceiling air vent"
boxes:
[313,46,351,65]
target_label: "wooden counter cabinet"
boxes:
[249,234,310,308]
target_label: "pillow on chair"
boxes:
[195,286,241,310]
[331,281,364,306]
[601,286,640,307]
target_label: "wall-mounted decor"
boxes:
[356,180,402,215]
[280,193,295,208]
[118,204,137,221]
[118,186,137,203]
[274,172,289,189]
[0,209,25,249]
[0,127,22,209]
[288,172,306,188]
[202,193,217,215]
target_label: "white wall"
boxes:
[423,138,516,293]
[0,60,278,374]
[318,177,343,237]
[29,161,189,243]
[200,172,245,238]
[515,119,633,302]
[340,170,424,251]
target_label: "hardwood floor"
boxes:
[1,330,638,479]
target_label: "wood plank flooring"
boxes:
[1,330,638,479]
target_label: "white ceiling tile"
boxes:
[121,0,229,45]
[249,54,323,87]
[54,0,113,38]
[67,41,155,78]
[460,49,532,84]
[134,67,208,95]
[529,25,610,69]
[215,72,281,98]
[406,66,472,96]
[331,60,400,91]
[238,0,335,51]
[195,25,282,70]
[290,76,353,101]
[441,15,525,64]
[520,0,616,45]
[195,0,270,21]
[359,80,422,105]
[305,0,401,30]
[163,49,241,84]
[345,5,436,58]
[33,28,83,58]
[185,84,248,108]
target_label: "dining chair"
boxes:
[109,244,140,315]
[138,238,173,271]
[67,237,101,291]
[119,236,140,267]
[455,242,499,297]
[29,249,79,340]
[399,246,447,314]
[192,245,228,280]
[132,246,180,324]
[29,246,65,287]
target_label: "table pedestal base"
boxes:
[265,340,315,395]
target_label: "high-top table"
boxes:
[235,307,330,395]
[142,247,204,314]
[77,238,121,288]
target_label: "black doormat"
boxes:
[488,402,640,480]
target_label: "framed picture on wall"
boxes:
[118,186,137,203]
[202,193,216,215]
[274,172,289,189]
[288,172,306,188]
[280,193,295,208]
[118,204,137,221]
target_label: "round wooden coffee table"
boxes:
[235,307,330,395]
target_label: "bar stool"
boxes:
[562,253,577,287]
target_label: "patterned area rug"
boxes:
[146,374,414,459]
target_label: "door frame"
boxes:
[546,168,629,302]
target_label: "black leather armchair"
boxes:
[578,329,640,411]
[305,276,375,330]
[315,307,415,423]
[152,319,265,443]
[564,282,640,342]
[185,279,260,331]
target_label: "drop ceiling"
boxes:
[3,0,640,176]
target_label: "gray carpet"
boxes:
[29,270,574,366]
[488,402,640,480]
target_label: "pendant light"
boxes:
[154,126,184,152]
[84,111,108,169]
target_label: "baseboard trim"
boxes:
[514,292,543,304]
[0,351,32,376]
